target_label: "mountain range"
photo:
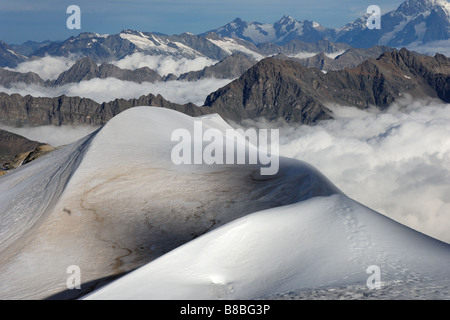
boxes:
[0,48,448,128]
[204,48,450,123]
[0,0,449,302]
[205,0,450,47]
[0,46,397,87]
[0,53,258,86]
[1,0,448,68]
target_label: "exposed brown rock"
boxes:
[204,48,450,123]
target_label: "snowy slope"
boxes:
[0,132,95,253]
[204,16,332,45]
[204,0,449,49]
[1,106,449,300]
[206,37,264,60]
[84,191,450,300]
[119,31,205,59]
[0,107,338,300]
[334,0,450,48]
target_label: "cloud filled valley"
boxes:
[0,0,449,300]
[5,55,78,80]
[7,54,218,80]
[235,97,450,244]
[0,54,231,106]
[0,123,98,148]
[3,93,448,246]
[0,77,231,106]
[110,53,217,77]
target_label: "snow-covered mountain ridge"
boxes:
[0,107,449,300]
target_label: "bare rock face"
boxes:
[0,129,45,169]
[204,57,333,124]
[0,92,210,127]
[204,48,450,124]
[274,46,395,72]
[257,39,351,56]
[0,48,447,127]
[53,57,162,85]
[177,53,257,81]
[32,33,138,61]
[0,68,47,88]
[0,41,27,68]
[3,144,56,171]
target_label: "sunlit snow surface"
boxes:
[0,107,449,300]
[85,194,450,300]
[0,107,337,299]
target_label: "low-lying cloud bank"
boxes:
[6,55,79,80]
[6,53,218,80]
[0,123,98,148]
[405,40,450,57]
[0,77,231,106]
[111,53,217,77]
[236,96,450,244]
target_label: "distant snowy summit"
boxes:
[204,0,450,47]
[201,16,333,45]
[2,0,448,68]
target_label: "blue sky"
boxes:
[0,0,404,44]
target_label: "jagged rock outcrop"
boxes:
[204,58,333,124]
[204,1,450,48]
[257,39,351,56]
[2,144,56,171]
[0,92,210,127]
[0,41,27,68]
[0,129,45,169]
[0,68,47,88]
[177,53,257,81]
[32,33,138,61]
[204,48,450,123]
[10,40,54,57]
[0,53,255,87]
[0,48,447,127]
[274,46,395,71]
[54,57,162,85]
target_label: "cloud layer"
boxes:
[406,40,450,57]
[111,53,217,77]
[3,53,226,106]
[0,123,98,147]
[0,77,231,105]
[7,53,217,80]
[236,96,450,244]
[7,55,78,80]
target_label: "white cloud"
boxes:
[235,96,450,244]
[289,52,317,59]
[7,55,78,80]
[405,40,450,57]
[111,53,217,77]
[6,53,217,80]
[0,77,231,106]
[289,50,346,60]
[0,123,98,147]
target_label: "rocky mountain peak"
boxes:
[276,15,297,25]
[397,0,446,16]
[55,57,99,84]
[203,48,449,124]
